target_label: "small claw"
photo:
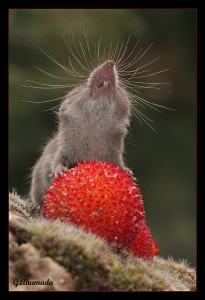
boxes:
[123,167,133,177]
[51,165,70,178]
[122,167,138,181]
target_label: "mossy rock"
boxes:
[9,192,196,291]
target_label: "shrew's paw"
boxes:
[50,164,70,178]
[122,167,137,181]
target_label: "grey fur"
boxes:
[30,61,131,206]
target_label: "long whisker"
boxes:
[43,103,61,112]
[120,77,167,88]
[111,39,119,62]
[79,40,94,70]
[97,35,102,64]
[33,66,69,80]
[130,69,170,79]
[116,34,131,65]
[108,40,113,61]
[20,84,68,90]
[83,28,96,69]
[65,31,91,73]
[130,95,161,112]
[23,33,172,135]
[131,93,175,111]
[38,47,84,78]
[22,95,64,104]
[25,80,77,88]
[131,106,158,133]
[117,38,140,69]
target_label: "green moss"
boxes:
[9,219,32,244]
[110,258,168,291]
[9,192,31,219]
[25,221,115,290]
[9,192,196,291]
[12,260,32,278]
[9,191,42,219]
[153,257,196,291]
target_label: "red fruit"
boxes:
[44,161,145,246]
[128,224,160,260]
[152,241,160,257]
[43,161,159,259]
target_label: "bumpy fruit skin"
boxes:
[44,161,159,259]
[128,224,160,260]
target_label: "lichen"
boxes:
[153,257,196,291]
[9,192,196,291]
[9,191,42,219]
[9,236,74,291]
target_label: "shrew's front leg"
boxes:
[50,154,70,178]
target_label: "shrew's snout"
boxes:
[88,60,117,96]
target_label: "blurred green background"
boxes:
[9,9,196,266]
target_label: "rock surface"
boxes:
[9,192,196,291]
